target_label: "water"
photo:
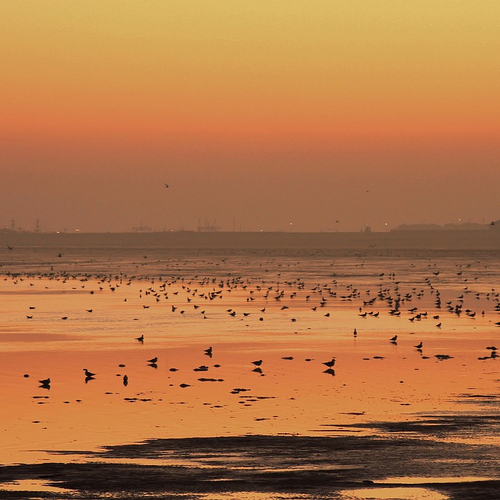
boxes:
[0,246,499,496]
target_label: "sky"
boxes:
[1,0,499,233]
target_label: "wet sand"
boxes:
[0,235,499,499]
[1,435,500,499]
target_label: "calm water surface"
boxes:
[1,247,499,468]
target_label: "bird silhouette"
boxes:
[322,358,336,368]
[39,378,51,389]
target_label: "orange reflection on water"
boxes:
[1,252,500,465]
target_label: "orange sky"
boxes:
[1,1,499,232]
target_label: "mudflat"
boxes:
[0,237,499,499]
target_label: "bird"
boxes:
[83,369,95,378]
[390,335,398,343]
[252,360,263,367]
[123,375,128,386]
[39,378,51,389]
[414,342,423,349]
[165,183,169,188]
[322,358,336,368]
[136,335,144,343]
[204,346,213,357]
[147,357,158,364]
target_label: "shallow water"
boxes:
[0,247,499,482]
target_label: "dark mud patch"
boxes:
[0,434,499,499]
[323,414,500,437]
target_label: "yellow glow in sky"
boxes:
[1,1,499,232]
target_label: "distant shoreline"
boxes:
[1,229,500,251]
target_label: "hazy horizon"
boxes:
[2,1,499,233]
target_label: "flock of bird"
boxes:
[2,255,499,394]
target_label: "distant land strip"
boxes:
[1,229,500,251]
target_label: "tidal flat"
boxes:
[0,236,499,499]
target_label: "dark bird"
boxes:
[252,360,263,367]
[165,183,169,188]
[39,378,51,389]
[123,375,128,386]
[83,369,95,378]
[7,245,13,250]
[136,335,144,342]
[204,346,213,357]
[147,357,158,364]
[414,342,423,349]
[322,358,336,368]
[390,335,398,343]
